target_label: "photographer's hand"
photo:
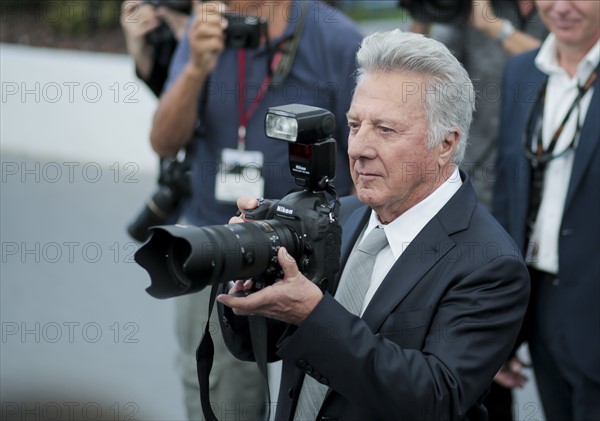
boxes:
[230,196,261,223]
[121,0,162,80]
[156,5,191,41]
[188,1,228,76]
[217,247,324,325]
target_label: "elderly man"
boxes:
[494,1,600,419]
[218,30,530,420]
[148,1,362,418]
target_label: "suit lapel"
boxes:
[361,218,456,333]
[361,174,477,333]
[565,76,600,209]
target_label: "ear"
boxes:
[437,128,460,167]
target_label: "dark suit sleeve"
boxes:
[276,255,530,420]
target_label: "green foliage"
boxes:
[345,5,408,22]
[3,0,124,35]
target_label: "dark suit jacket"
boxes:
[220,174,530,420]
[493,50,600,382]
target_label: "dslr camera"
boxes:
[134,104,342,299]
[127,152,192,242]
[142,1,266,49]
[223,12,267,49]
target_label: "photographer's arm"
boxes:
[471,0,541,55]
[409,0,541,56]
[150,1,227,157]
[121,1,161,81]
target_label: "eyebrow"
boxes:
[346,113,397,127]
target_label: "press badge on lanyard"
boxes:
[215,48,282,204]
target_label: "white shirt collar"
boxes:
[535,34,600,83]
[364,168,462,260]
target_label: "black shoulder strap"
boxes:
[196,286,273,421]
[196,283,220,421]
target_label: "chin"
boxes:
[356,188,382,207]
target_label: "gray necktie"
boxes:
[293,227,388,421]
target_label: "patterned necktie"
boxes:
[293,227,388,421]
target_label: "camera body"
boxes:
[134,104,342,299]
[223,12,266,49]
[142,0,192,13]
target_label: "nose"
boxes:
[552,1,572,15]
[348,126,377,161]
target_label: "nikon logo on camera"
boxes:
[276,205,294,216]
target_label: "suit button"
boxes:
[318,377,330,386]
[297,359,307,369]
[561,228,573,236]
[305,366,314,375]
[552,278,560,286]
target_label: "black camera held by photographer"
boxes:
[134,104,343,299]
[143,0,266,49]
[127,151,192,243]
[223,12,267,49]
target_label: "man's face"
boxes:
[346,71,455,223]
[536,1,600,49]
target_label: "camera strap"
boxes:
[196,284,220,421]
[270,0,308,87]
[196,284,273,421]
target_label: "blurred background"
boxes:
[1,1,541,420]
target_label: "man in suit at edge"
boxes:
[217,29,530,420]
[493,2,600,420]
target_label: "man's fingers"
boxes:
[217,289,261,313]
[278,247,299,277]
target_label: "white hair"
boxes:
[355,29,475,164]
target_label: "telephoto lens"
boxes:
[134,219,300,298]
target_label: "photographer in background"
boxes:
[494,1,600,419]
[149,1,362,419]
[404,5,547,418]
[120,0,191,96]
[217,29,530,420]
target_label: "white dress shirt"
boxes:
[348,168,463,316]
[527,35,600,274]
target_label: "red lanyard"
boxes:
[237,48,283,148]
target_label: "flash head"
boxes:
[265,104,336,144]
[264,104,337,190]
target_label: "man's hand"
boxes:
[121,1,162,39]
[121,0,162,79]
[217,246,324,325]
[219,195,324,324]
[470,0,504,38]
[156,5,191,41]
[187,1,228,76]
[230,196,262,223]
[493,356,529,389]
